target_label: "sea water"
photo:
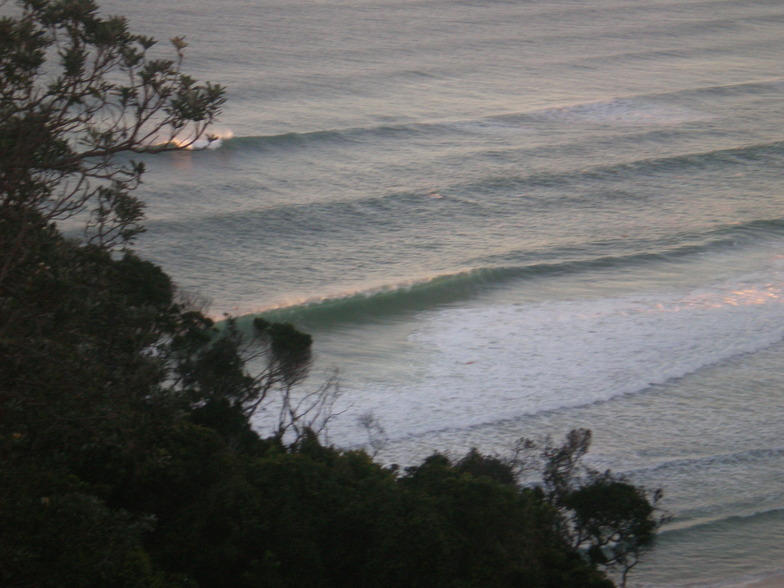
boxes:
[99,0,784,585]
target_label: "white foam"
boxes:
[187,127,234,150]
[450,98,711,135]
[533,97,714,126]
[331,269,784,445]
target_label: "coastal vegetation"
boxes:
[0,1,665,585]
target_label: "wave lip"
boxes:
[661,506,784,537]
[240,218,784,326]
[244,268,500,326]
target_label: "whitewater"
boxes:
[101,0,784,585]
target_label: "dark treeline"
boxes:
[0,1,665,586]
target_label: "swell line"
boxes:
[658,505,784,538]
[218,123,430,152]
[212,77,784,154]
[625,446,784,481]
[146,138,784,231]
[454,140,784,198]
[237,219,784,325]
[144,136,784,247]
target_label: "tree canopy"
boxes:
[0,0,225,286]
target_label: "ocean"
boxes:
[104,0,784,585]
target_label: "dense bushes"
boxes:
[0,233,657,586]
[0,226,639,587]
[0,222,663,588]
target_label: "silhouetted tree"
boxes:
[0,0,225,288]
[511,429,668,587]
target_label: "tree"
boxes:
[511,429,669,587]
[0,3,225,583]
[563,475,664,588]
[169,315,341,446]
[0,0,225,291]
[0,0,226,470]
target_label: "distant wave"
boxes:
[153,136,784,228]
[218,123,432,152]
[447,139,784,201]
[647,76,784,101]
[214,77,784,154]
[630,445,784,481]
[658,505,784,539]
[213,128,784,208]
[450,140,784,198]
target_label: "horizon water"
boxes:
[101,1,784,585]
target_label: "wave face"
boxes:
[108,0,784,585]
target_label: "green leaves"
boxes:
[89,15,130,46]
[513,429,668,587]
[1,0,226,257]
[169,36,186,53]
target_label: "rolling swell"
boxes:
[153,137,784,229]
[216,126,784,200]
[213,76,784,156]
[657,506,784,540]
[455,140,784,198]
[145,148,784,242]
[624,445,784,484]
[217,123,433,153]
[240,220,784,326]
